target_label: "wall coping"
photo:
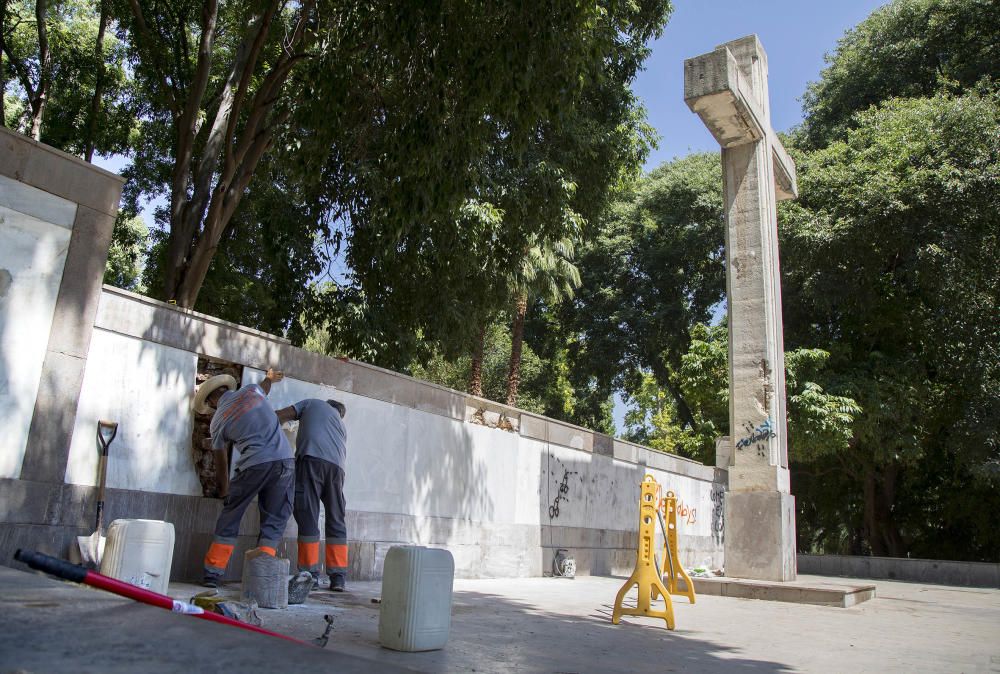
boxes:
[0,127,124,217]
[102,285,292,345]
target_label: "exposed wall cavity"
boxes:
[192,356,243,498]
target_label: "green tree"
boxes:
[622,324,859,465]
[505,230,582,408]
[103,212,149,291]
[801,0,1000,146]
[297,0,670,381]
[2,0,132,155]
[117,0,671,313]
[781,90,1000,558]
[410,322,549,415]
[560,152,726,431]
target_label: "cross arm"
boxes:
[769,132,798,201]
[684,46,798,200]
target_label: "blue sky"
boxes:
[632,0,888,171]
[611,0,888,433]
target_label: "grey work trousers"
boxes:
[204,459,294,577]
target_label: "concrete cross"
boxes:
[684,35,797,581]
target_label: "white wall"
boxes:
[63,357,720,556]
[64,328,202,495]
[262,370,537,526]
[0,174,76,478]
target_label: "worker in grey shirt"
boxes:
[197,368,293,587]
[276,398,349,591]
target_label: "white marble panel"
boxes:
[513,438,545,526]
[0,188,75,478]
[0,174,76,228]
[64,329,201,495]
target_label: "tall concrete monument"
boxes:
[684,35,798,581]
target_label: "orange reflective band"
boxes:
[298,541,320,567]
[259,546,276,556]
[325,543,348,568]
[205,543,234,570]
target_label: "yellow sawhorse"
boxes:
[612,475,675,630]
[653,491,696,605]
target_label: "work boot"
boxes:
[330,573,346,592]
[288,571,316,605]
[202,574,221,589]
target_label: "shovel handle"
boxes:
[97,420,118,453]
[94,421,116,531]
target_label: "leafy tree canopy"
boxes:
[801,0,1000,146]
[781,89,1000,558]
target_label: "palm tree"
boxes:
[506,236,581,407]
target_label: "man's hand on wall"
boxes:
[261,367,284,395]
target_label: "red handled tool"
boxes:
[14,549,310,647]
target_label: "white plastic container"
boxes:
[379,546,454,652]
[99,519,175,594]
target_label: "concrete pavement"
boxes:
[3,565,998,673]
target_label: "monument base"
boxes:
[724,490,796,581]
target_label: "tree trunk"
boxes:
[862,462,906,557]
[650,359,699,431]
[31,0,51,140]
[862,468,886,556]
[84,0,109,162]
[469,323,486,397]
[506,292,528,407]
[879,462,906,556]
[142,0,309,308]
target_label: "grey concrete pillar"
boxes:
[685,35,798,581]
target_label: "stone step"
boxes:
[686,574,876,607]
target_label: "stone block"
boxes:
[724,490,796,581]
[412,384,467,421]
[547,421,592,452]
[684,42,765,149]
[593,433,614,457]
[0,128,124,217]
[0,173,76,227]
[46,207,115,357]
[612,440,641,464]
[690,576,875,608]
[716,436,733,468]
[0,478,52,524]
[0,522,86,569]
[351,366,423,408]
[519,414,547,441]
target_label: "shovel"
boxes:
[77,420,118,568]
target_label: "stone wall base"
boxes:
[1,478,717,583]
[724,490,796,581]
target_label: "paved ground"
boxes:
[3,565,999,673]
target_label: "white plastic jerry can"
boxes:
[99,519,175,594]
[379,546,455,652]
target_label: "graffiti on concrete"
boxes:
[710,484,725,544]
[676,498,697,526]
[735,418,776,458]
[548,458,578,519]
